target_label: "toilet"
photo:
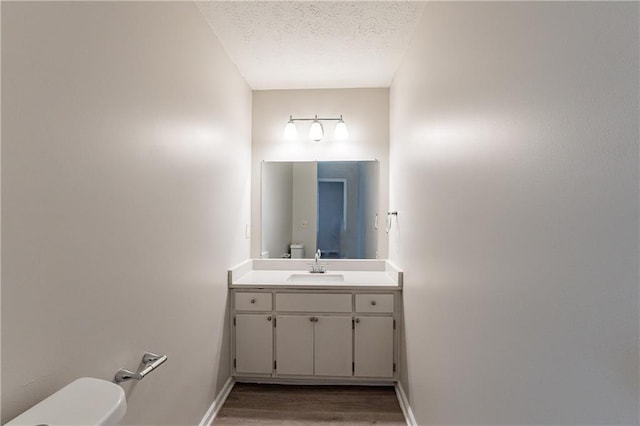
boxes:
[5,377,127,426]
[290,243,304,259]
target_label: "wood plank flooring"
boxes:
[215,383,406,425]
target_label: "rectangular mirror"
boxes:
[261,160,379,259]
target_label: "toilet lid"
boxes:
[5,377,127,426]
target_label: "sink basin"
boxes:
[287,273,345,282]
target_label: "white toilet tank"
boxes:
[5,377,127,426]
[290,243,304,259]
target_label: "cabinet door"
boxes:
[354,316,394,378]
[314,316,353,377]
[276,315,314,375]
[235,314,273,375]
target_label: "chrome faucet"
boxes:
[310,249,326,273]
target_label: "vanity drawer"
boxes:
[276,293,352,313]
[235,292,272,311]
[355,294,394,313]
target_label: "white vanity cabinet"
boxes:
[233,291,274,375]
[354,316,394,377]
[229,259,403,383]
[231,288,400,382]
[275,291,353,377]
[276,314,352,377]
[234,313,273,374]
[353,293,395,377]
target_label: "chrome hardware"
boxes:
[309,249,326,273]
[250,299,256,304]
[115,352,168,383]
[267,316,272,321]
[371,300,377,306]
[355,318,360,323]
[374,213,379,230]
[386,211,398,234]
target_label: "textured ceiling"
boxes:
[196,1,425,90]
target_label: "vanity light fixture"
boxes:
[309,117,324,142]
[334,116,349,140]
[284,117,298,140]
[283,114,348,142]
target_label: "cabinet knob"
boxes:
[309,317,315,322]
[355,318,360,323]
[267,316,272,321]
[250,299,256,304]
[371,300,377,306]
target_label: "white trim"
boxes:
[395,382,417,426]
[199,377,235,426]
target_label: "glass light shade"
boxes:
[309,120,324,142]
[334,120,348,140]
[284,120,297,140]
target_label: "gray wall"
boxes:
[390,2,639,424]
[261,162,294,258]
[291,162,318,258]
[2,2,251,424]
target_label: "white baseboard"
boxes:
[395,382,417,426]
[199,377,235,426]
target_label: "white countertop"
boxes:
[229,259,402,289]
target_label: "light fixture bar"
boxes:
[288,114,344,122]
[284,114,348,142]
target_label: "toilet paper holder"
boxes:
[115,352,168,383]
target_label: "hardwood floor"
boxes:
[214,383,406,425]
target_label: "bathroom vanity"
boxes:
[228,259,402,383]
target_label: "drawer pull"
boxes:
[371,300,377,306]
[250,299,256,304]
[267,316,272,321]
